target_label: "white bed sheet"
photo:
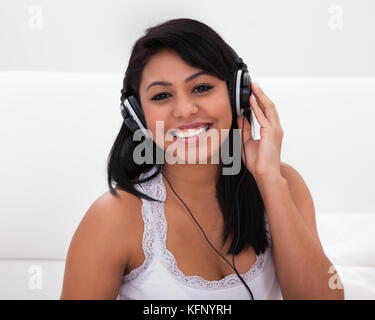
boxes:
[0,212,374,299]
[316,213,375,299]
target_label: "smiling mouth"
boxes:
[172,123,212,139]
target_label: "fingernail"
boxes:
[254,81,261,89]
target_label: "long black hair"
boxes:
[107,18,269,255]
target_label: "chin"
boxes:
[169,145,221,165]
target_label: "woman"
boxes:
[60,18,344,300]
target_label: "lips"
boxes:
[172,123,213,143]
[175,122,211,130]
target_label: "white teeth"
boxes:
[174,124,209,138]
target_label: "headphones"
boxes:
[120,53,252,137]
[119,53,255,300]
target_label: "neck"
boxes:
[161,162,222,207]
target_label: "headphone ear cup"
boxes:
[120,95,148,135]
[128,95,147,128]
[240,70,251,111]
[120,102,139,132]
[229,70,238,118]
[124,116,140,133]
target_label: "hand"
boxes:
[236,82,284,179]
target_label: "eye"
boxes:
[151,84,213,101]
[192,84,213,93]
[151,92,170,101]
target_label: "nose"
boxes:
[172,94,199,118]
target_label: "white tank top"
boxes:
[117,166,283,300]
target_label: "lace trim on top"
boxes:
[122,165,270,289]
[153,170,267,290]
[121,170,159,283]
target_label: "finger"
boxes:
[250,94,269,127]
[252,82,280,124]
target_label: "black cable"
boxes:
[160,111,254,300]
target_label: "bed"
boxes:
[0,72,374,299]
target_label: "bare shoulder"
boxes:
[280,161,312,199]
[78,188,143,250]
[280,161,324,251]
[60,189,142,299]
[89,188,142,228]
[280,161,312,204]
[280,161,299,179]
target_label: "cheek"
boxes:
[143,107,169,146]
[215,98,233,126]
[142,104,158,131]
[225,106,233,125]
[212,96,232,143]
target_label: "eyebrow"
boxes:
[146,70,209,92]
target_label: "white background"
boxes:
[0,0,374,299]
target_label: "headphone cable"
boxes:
[160,112,254,299]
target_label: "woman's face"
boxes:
[138,48,233,164]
